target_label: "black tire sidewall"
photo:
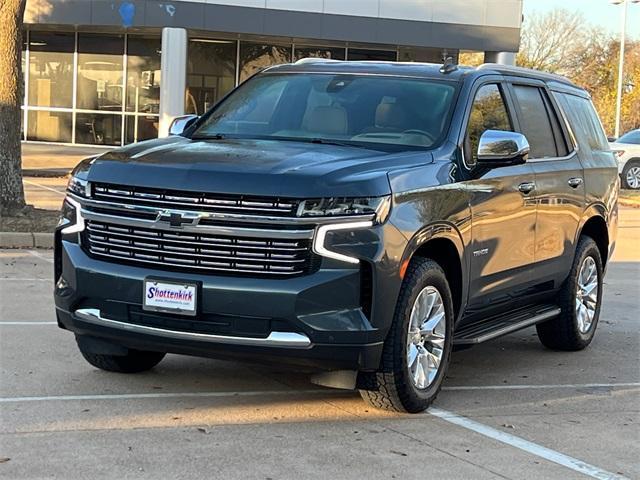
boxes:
[566,238,604,344]
[622,160,640,190]
[393,260,454,410]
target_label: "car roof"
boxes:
[264,60,584,92]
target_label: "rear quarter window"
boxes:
[554,92,609,152]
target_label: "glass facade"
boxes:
[23,30,457,146]
[22,31,160,146]
[186,40,236,116]
[239,42,292,83]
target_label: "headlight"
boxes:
[58,197,85,234]
[67,175,91,197]
[298,196,391,223]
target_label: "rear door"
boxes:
[506,79,585,288]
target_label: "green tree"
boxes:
[518,8,639,137]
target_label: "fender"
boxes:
[576,201,617,265]
[397,220,469,322]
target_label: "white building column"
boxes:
[484,51,516,66]
[159,27,187,137]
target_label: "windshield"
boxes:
[192,73,457,150]
[617,130,640,145]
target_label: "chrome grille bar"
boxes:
[83,220,314,277]
[93,184,297,216]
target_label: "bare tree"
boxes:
[0,0,27,213]
[517,9,587,73]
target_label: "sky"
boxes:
[523,0,640,39]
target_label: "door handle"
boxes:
[518,182,535,194]
[568,177,583,188]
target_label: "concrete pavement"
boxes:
[0,209,638,479]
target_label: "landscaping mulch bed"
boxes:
[0,206,59,233]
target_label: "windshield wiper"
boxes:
[191,133,226,140]
[307,138,367,149]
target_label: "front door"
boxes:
[461,82,537,314]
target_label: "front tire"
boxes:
[359,258,453,413]
[622,160,640,190]
[536,236,603,351]
[77,340,166,373]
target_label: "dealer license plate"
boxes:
[143,279,197,316]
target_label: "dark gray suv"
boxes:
[54,60,619,412]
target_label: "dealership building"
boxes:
[22,0,523,146]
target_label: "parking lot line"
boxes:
[27,250,53,264]
[0,322,57,325]
[442,383,640,391]
[0,389,343,403]
[428,407,629,480]
[1,381,637,402]
[23,179,66,196]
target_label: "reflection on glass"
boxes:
[124,115,159,144]
[186,40,237,116]
[239,42,291,84]
[75,113,122,145]
[126,36,161,114]
[77,34,124,111]
[398,47,449,63]
[347,49,397,61]
[27,110,72,142]
[28,32,74,108]
[466,84,512,165]
[293,46,345,62]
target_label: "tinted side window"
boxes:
[465,84,512,166]
[513,85,569,158]
[554,92,609,152]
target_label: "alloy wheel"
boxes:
[406,286,446,389]
[575,256,598,333]
[626,166,640,189]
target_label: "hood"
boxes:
[87,136,432,198]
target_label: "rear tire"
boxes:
[536,236,603,351]
[359,258,453,413]
[77,341,166,373]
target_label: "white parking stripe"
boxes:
[443,382,640,391]
[27,250,54,264]
[0,322,57,325]
[0,278,52,282]
[429,408,629,480]
[23,179,66,196]
[0,389,344,403]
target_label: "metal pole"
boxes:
[614,0,628,138]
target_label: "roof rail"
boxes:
[477,63,574,85]
[294,58,343,65]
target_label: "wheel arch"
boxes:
[401,223,467,320]
[576,209,610,267]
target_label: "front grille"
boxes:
[83,220,315,277]
[92,183,298,217]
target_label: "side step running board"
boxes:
[453,305,561,346]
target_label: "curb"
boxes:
[22,168,71,178]
[0,232,54,249]
[619,199,640,209]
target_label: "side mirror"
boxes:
[477,130,530,167]
[168,115,199,136]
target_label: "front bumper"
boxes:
[54,221,406,370]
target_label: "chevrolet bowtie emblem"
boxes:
[155,209,203,228]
